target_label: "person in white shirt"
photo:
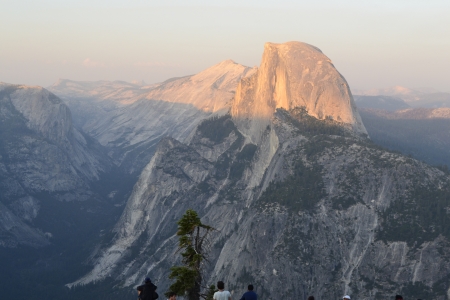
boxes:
[213,281,231,300]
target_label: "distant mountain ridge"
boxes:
[353,86,450,108]
[354,95,410,111]
[0,82,140,299]
[0,82,116,248]
[49,60,256,174]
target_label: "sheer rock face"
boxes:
[0,83,110,187]
[232,42,366,144]
[0,83,113,248]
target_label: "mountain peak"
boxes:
[145,60,255,112]
[264,41,324,55]
[231,41,367,144]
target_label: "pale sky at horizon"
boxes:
[1,0,449,92]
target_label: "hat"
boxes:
[343,296,351,300]
[144,277,151,283]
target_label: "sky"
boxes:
[0,0,449,91]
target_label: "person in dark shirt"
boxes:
[239,284,257,300]
[137,277,158,300]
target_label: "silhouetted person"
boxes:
[395,296,403,300]
[308,296,315,300]
[343,295,351,300]
[239,284,257,300]
[214,281,232,300]
[137,277,158,300]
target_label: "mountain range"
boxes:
[353,86,450,108]
[1,42,450,300]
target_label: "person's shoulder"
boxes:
[226,290,231,296]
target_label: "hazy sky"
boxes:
[1,0,449,91]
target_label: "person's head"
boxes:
[308,296,315,300]
[395,296,403,300]
[217,281,225,290]
[343,296,351,300]
[168,291,177,300]
[248,284,254,291]
[144,277,151,283]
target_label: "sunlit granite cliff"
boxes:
[231,41,367,144]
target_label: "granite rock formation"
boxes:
[71,42,450,300]
[50,61,255,174]
[231,42,367,144]
[0,83,112,247]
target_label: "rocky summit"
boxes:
[232,42,367,144]
[70,42,450,300]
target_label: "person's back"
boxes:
[214,290,232,300]
[137,278,157,300]
[213,281,231,300]
[239,284,257,300]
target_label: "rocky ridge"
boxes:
[0,83,113,248]
[353,86,450,108]
[50,61,255,174]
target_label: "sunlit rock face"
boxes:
[232,41,367,143]
[145,60,256,113]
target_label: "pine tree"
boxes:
[167,209,215,300]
